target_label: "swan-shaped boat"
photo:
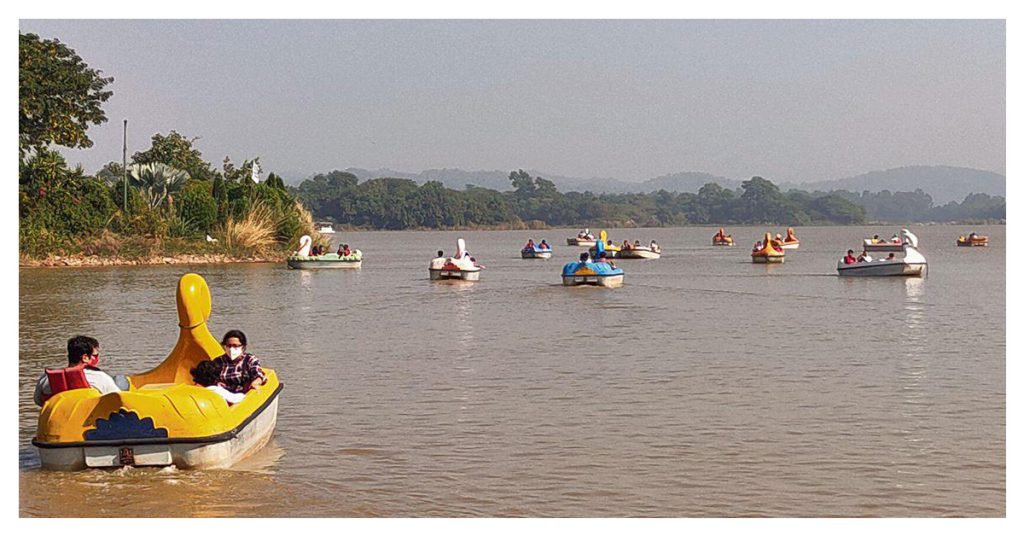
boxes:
[567,229,597,247]
[430,238,483,281]
[562,240,624,287]
[779,227,800,250]
[587,230,621,258]
[712,228,734,246]
[521,242,553,259]
[838,229,926,277]
[287,235,362,269]
[751,232,785,263]
[32,274,282,470]
[956,233,989,247]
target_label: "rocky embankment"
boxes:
[20,253,281,267]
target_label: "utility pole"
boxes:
[122,119,128,213]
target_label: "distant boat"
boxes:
[712,228,734,246]
[618,243,662,259]
[838,229,926,277]
[779,227,800,250]
[751,232,785,263]
[521,243,553,259]
[862,233,905,253]
[430,238,483,281]
[956,234,989,247]
[314,222,336,234]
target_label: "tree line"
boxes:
[295,170,1005,230]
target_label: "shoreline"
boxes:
[20,253,282,268]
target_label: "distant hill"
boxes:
[788,166,1005,205]
[291,165,1004,204]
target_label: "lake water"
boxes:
[18,225,1005,517]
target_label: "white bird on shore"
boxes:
[206,234,218,243]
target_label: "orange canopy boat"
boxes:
[751,232,785,263]
[712,228,734,246]
[779,227,800,250]
[956,234,988,247]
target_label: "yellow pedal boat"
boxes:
[32,273,282,470]
[751,232,785,263]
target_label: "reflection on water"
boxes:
[19,225,1004,517]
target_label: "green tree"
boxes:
[19,33,113,158]
[132,131,216,181]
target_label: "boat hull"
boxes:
[521,250,553,259]
[618,249,661,259]
[712,240,734,246]
[561,274,624,288]
[287,259,361,269]
[863,241,904,252]
[566,238,596,247]
[752,255,784,263]
[837,261,926,277]
[780,242,799,250]
[35,387,281,471]
[429,268,481,281]
[956,239,988,247]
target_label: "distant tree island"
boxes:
[293,169,1005,230]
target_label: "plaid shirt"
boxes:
[214,353,267,393]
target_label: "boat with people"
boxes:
[429,238,483,281]
[956,233,989,247]
[751,232,785,263]
[837,229,926,277]
[587,230,621,258]
[521,239,553,259]
[562,240,624,288]
[618,240,662,259]
[32,273,282,470]
[862,232,905,253]
[778,227,800,250]
[712,228,734,246]
[566,228,597,247]
[287,235,362,269]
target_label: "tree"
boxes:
[129,163,190,209]
[509,169,536,195]
[19,33,113,158]
[132,131,216,181]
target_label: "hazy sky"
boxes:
[20,19,1005,183]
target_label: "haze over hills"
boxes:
[289,165,1004,205]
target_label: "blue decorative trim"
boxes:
[84,409,168,441]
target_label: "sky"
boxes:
[19,19,1005,184]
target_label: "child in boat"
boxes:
[191,359,245,405]
[213,330,267,394]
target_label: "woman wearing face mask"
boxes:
[212,330,267,394]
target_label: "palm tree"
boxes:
[128,162,190,209]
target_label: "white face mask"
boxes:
[227,347,244,360]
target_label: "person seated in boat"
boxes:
[772,233,784,247]
[633,240,642,249]
[843,249,857,265]
[622,240,632,250]
[33,335,122,406]
[190,359,245,405]
[595,251,615,268]
[969,232,978,240]
[539,239,550,250]
[885,253,896,261]
[342,244,352,256]
[872,234,884,243]
[430,250,446,270]
[856,251,873,263]
[715,228,726,240]
[753,240,763,252]
[213,330,267,394]
[525,239,536,250]
[650,240,660,252]
[579,252,590,263]
[891,233,901,244]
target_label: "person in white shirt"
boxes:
[429,250,447,270]
[190,359,246,405]
[34,336,122,406]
